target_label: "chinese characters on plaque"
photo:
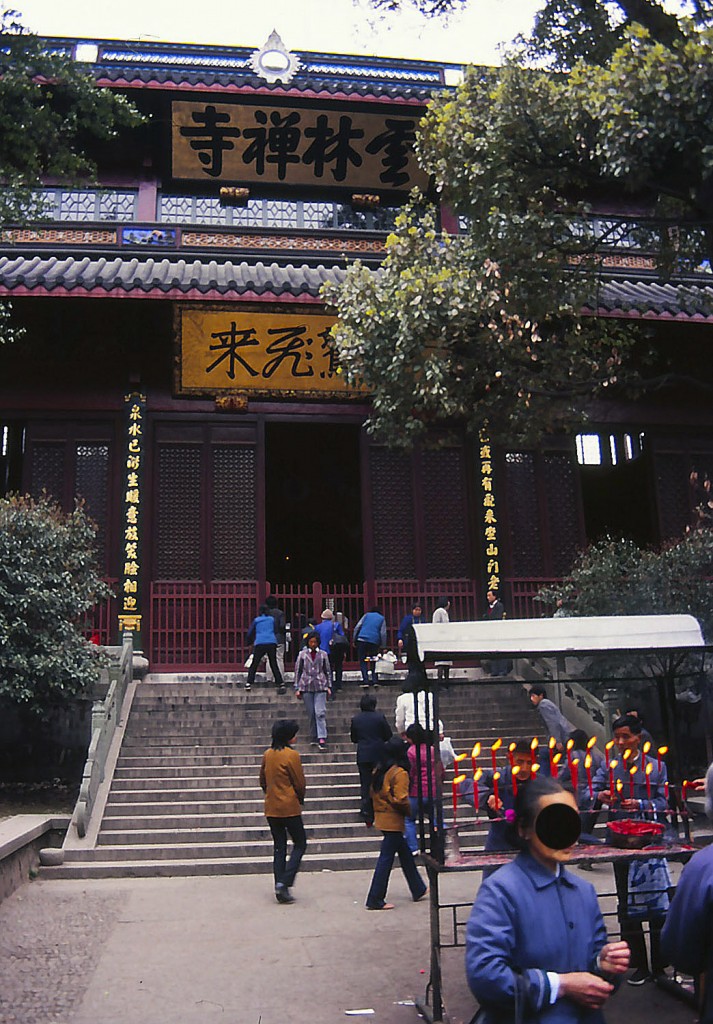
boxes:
[176,307,364,397]
[118,393,145,643]
[479,432,501,594]
[172,101,430,191]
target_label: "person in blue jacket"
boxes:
[466,777,630,1024]
[591,715,669,984]
[314,609,346,697]
[245,604,285,693]
[353,606,387,688]
[661,761,713,1024]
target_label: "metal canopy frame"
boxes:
[409,613,710,1024]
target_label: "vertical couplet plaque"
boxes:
[479,432,501,594]
[118,392,146,646]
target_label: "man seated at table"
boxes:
[591,714,670,986]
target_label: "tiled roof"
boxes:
[0,254,345,302]
[0,253,712,319]
[589,277,713,320]
[44,38,448,102]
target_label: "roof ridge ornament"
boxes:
[249,30,301,84]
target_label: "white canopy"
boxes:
[412,614,706,661]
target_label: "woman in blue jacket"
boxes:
[353,606,387,688]
[466,778,630,1023]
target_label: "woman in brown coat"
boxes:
[365,736,428,910]
[259,719,307,904]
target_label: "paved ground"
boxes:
[0,860,699,1024]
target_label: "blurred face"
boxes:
[512,752,533,781]
[520,791,580,871]
[413,605,422,618]
[614,726,640,758]
[308,635,319,651]
[530,692,543,706]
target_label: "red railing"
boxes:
[148,578,484,671]
[507,578,563,620]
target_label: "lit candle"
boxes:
[645,761,653,803]
[508,742,516,768]
[642,740,651,756]
[585,753,594,799]
[609,759,619,804]
[471,742,481,773]
[605,740,614,767]
[552,752,561,779]
[587,736,597,752]
[474,768,483,815]
[531,762,541,776]
[566,738,574,770]
[511,764,520,796]
[657,746,668,772]
[615,778,623,804]
[664,780,669,801]
[491,738,502,771]
[452,773,466,820]
[548,737,556,774]
[570,757,580,793]
[492,770,501,809]
[682,779,689,805]
[455,752,468,769]
[629,764,637,799]
[622,748,631,765]
[530,738,539,766]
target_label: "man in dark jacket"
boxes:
[350,693,393,824]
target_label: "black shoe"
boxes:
[627,969,651,986]
[275,884,295,905]
[277,685,286,694]
[244,683,251,691]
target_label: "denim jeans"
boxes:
[302,690,328,742]
[357,640,379,686]
[405,796,443,853]
[365,829,427,908]
[267,815,307,888]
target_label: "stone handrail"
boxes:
[74,632,133,839]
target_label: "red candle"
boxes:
[587,736,597,753]
[605,740,614,768]
[609,759,619,804]
[511,764,520,796]
[615,778,623,803]
[642,740,651,756]
[584,754,593,799]
[508,742,516,768]
[645,762,653,803]
[491,738,502,771]
[548,737,556,774]
[452,773,465,820]
[657,746,668,772]
[570,757,579,793]
[492,770,501,810]
[664,780,669,801]
[474,768,483,815]
[629,764,637,799]
[566,738,574,771]
[530,738,539,766]
[530,762,541,776]
[552,752,561,779]
[682,779,689,804]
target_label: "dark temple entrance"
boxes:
[265,422,363,584]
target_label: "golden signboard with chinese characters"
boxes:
[171,100,430,192]
[175,305,364,398]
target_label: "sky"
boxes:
[13,0,543,67]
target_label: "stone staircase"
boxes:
[41,674,544,879]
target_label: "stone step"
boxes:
[39,851,378,879]
[65,834,383,862]
[106,782,360,803]
[98,811,492,834]
[103,795,364,815]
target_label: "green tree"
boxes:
[0,10,143,343]
[325,3,713,443]
[0,495,111,715]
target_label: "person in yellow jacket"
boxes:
[259,719,307,904]
[365,736,428,910]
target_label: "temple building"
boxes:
[1,34,712,670]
